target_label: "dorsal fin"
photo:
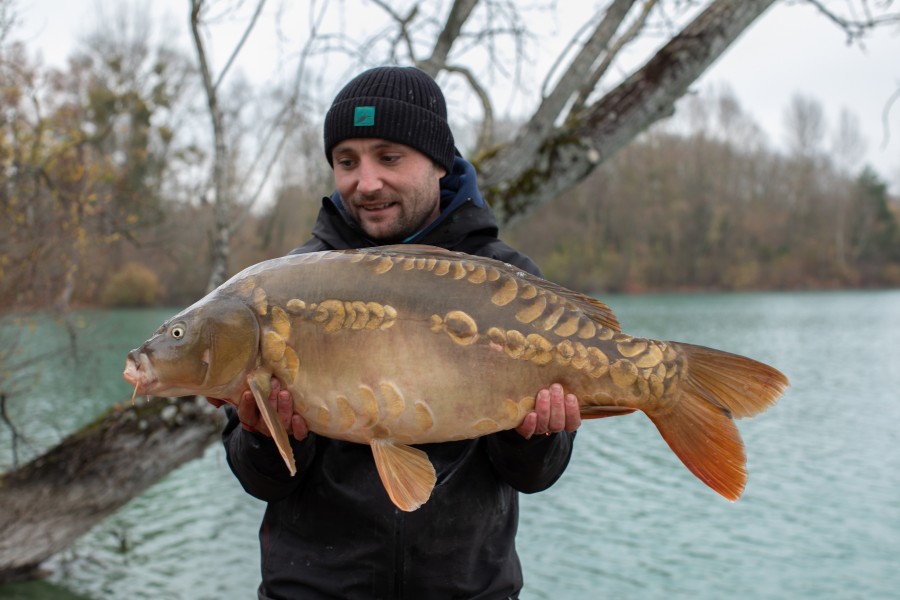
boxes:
[523,275,621,332]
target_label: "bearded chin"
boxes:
[368,207,441,244]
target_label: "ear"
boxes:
[204,300,260,388]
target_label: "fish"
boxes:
[123,244,788,511]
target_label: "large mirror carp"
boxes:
[124,245,788,511]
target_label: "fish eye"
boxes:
[170,323,186,339]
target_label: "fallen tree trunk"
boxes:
[0,396,221,583]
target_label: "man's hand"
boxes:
[515,383,581,439]
[209,378,309,440]
[205,397,227,409]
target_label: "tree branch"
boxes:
[476,0,636,175]
[215,0,268,90]
[477,0,779,224]
[418,0,480,77]
[570,0,658,115]
[190,0,232,291]
[0,397,221,583]
[803,0,900,43]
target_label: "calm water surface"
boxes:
[1,291,898,599]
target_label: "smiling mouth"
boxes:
[362,202,396,211]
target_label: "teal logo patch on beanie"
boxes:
[354,106,375,127]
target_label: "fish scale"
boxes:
[124,244,788,512]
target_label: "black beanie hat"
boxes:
[324,66,456,173]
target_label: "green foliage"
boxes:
[99,263,161,307]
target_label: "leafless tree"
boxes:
[190,0,325,290]
[0,0,15,45]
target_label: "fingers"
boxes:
[533,384,563,435]
[517,384,582,439]
[546,384,566,432]
[291,413,310,440]
[238,378,309,441]
[564,392,581,432]
[515,412,537,439]
[237,389,263,434]
[274,384,293,431]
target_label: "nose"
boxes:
[356,158,383,195]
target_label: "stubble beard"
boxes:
[356,191,440,244]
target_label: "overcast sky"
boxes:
[13,0,900,191]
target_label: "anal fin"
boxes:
[248,370,297,476]
[370,439,436,512]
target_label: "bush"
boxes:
[100,263,162,307]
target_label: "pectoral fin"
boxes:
[248,370,296,476]
[370,439,436,512]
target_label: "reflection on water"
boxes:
[46,447,264,600]
[2,291,899,599]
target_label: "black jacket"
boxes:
[223,157,576,600]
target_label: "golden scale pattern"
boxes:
[236,276,425,435]
[232,251,683,433]
[351,251,683,404]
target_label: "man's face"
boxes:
[332,139,447,243]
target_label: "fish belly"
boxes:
[283,319,594,445]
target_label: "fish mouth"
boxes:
[123,351,159,394]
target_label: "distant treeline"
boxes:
[7,121,900,309]
[507,113,900,293]
[116,121,900,305]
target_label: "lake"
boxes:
[1,290,898,599]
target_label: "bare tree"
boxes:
[784,93,828,160]
[190,0,256,291]
[189,0,321,291]
[0,1,13,45]
[832,107,867,175]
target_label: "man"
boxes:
[220,66,581,599]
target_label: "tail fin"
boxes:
[647,343,788,501]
